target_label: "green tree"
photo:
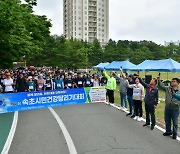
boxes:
[0,0,51,68]
[88,39,103,66]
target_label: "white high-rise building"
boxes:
[63,0,109,45]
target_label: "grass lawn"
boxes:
[101,71,180,133]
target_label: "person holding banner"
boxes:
[3,72,14,93]
[0,73,5,93]
[64,74,74,89]
[74,73,84,88]
[45,75,53,90]
[27,76,36,92]
[92,75,100,87]
[103,71,116,104]
[37,74,45,91]
[84,73,92,87]
[16,73,27,92]
[54,74,64,90]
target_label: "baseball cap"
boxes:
[128,74,134,78]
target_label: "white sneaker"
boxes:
[119,106,123,110]
[122,107,127,111]
[106,102,110,105]
[111,103,115,107]
[137,117,142,122]
[123,108,128,112]
[133,116,138,120]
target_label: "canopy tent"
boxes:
[93,62,109,70]
[105,60,136,71]
[129,60,158,72]
[130,58,180,72]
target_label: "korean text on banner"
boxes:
[0,88,86,114]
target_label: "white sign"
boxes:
[89,87,106,103]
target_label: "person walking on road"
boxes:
[128,77,144,122]
[158,77,180,139]
[103,71,116,104]
[140,77,159,130]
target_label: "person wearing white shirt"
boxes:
[128,77,144,122]
[92,75,100,87]
[3,73,14,93]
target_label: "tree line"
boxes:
[0,0,180,69]
[26,36,180,68]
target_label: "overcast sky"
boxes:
[33,0,180,44]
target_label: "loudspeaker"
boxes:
[145,75,152,84]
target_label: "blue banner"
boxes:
[0,88,87,114]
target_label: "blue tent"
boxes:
[130,58,180,72]
[105,60,136,71]
[93,62,109,70]
[129,60,158,71]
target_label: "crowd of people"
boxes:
[103,68,180,140]
[0,66,180,140]
[0,67,107,93]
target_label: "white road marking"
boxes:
[107,103,180,142]
[1,111,18,154]
[49,107,77,154]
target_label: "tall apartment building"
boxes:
[63,0,109,45]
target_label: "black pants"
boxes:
[4,91,13,93]
[46,87,52,90]
[134,100,143,117]
[145,104,156,126]
[107,89,114,104]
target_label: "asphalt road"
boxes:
[9,103,180,154]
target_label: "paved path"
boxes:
[0,112,14,153]
[9,103,180,154]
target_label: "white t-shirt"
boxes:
[93,79,99,87]
[3,78,14,92]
